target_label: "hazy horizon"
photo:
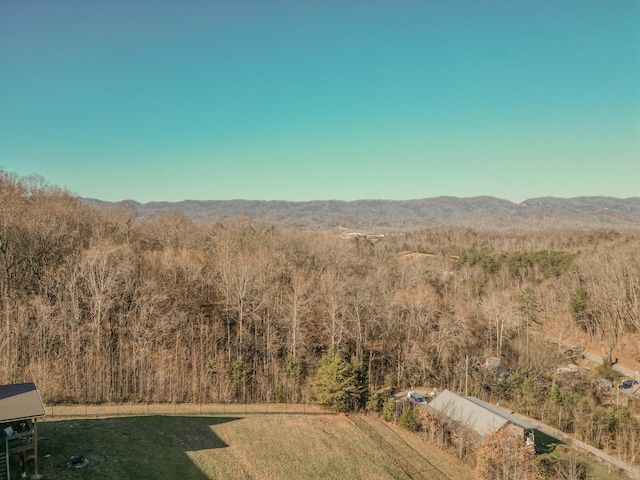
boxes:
[1,1,638,204]
[84,193,639,206]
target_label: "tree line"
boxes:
[2,169,640,460]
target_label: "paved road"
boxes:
[519,413,640,480]
[557,340,640,394]
[581,350,637,378]
[582,350,640,395]
[546,343,640,477]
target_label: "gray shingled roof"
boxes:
[0,383,46,423]
[427,389,509,444]
[464,396,536,430]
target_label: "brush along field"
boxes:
[37,413,466,480]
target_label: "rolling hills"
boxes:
[86,196,640,231]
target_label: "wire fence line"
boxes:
[43,402,328,419]
[43,403,451,480]
[348,413,450,480]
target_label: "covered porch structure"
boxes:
[0,383,46,479]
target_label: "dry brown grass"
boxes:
[186,414,408,479]
[37,411,412,479]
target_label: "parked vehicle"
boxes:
[619,379,638,389]
[407,391,427,406]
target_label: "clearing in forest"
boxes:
[35,413,435,479]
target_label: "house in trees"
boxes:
[484,356,511,382]
[426,389,541,451]
[0,383,46,479]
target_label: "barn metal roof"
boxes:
[464,396,536,430]
[0,383,46,423]
[427,389,510,444]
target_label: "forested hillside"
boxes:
[86,195,640,231]
[3,170,640,457]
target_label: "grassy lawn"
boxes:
[36,414,409,479]
[32,411,628,480]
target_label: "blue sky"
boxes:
[1,1,638,203]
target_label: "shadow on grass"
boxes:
[535,429,562,454]
[37,415,242,480]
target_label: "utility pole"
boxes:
[465,355,469,396]
[32,419,41,479]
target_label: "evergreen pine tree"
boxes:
[310,348,367,412]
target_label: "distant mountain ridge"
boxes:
[84,196,640,231]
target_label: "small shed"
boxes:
[0,383,46,479]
